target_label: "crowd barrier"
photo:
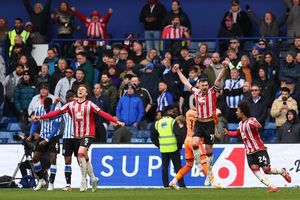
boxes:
[0,144,299,188]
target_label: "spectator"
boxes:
[90,83,111,143]
[204,52,227,87]
[119,58,136,80]
[9,41,30,73]
[195,43,211,68]
[13,70,38,131]
[217,15,243,55]
[35,64,53,91]
[246,84,268,128]
[178,47,194,77]
[118,74,134,98]
[225,49,240,68]
[246,5,289,37]
[239,55,252,83]
[242,81,252,100]
[130,76,153,119]
[72,7,112,39]
[54,68,75,105]
[279,52,300,84]
[43,48,58,75]
[221,0,252,36]
[52,58,68,87]
[117,48,129,72]
[140,48,160,66]
[283,0,300,42]
[6,18,31,57]
[18,54,38,78]
[253,52,280,82]
[157,80,174,112]
[23,0,52,43]
[130,41,146,65]
[139,0,166,52]
[253,66,277,108]
[223,67,245,122]
[108,65,121,89]
[3,64,24,117]
[100,73,118,112]
[163,0,192,32]
[271,87,298,128]
[225,38,244,59]
[27,85,58,116]
[276,109,300,143]
[114,83,144,143]
[290,36,300,54]
[76,51,94,87]
[71,68,86,93]
[0,54,6,83]
[0,17,9,44]
[161,15,190,57]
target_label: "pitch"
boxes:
[0,188,299,200]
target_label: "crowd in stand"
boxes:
[0,0,300,144]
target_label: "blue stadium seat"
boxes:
[146,138,153,144]
[137,130,151,139]
[106,138,112,143]
[228,123,239,130]
[7,123,21,131]
[131,138,145,143]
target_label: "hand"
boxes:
[173,64,180,72]
[108,8,113,13]
[83,40,89,46]
[116,121,125,127]
[281,104,288,111]
[223,128,229,135]
[27,136,32,142]
[245,5,250,11]
[33,116,40,122]
[222,60,229,67]
[54,97,60,104]
[71,7,76,12]
[133,123,138,128]
[39,140,47,146]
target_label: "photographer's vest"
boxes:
[155,116,177,153]
[8,29,30,56]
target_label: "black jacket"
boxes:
[162,9,192,32]
[246,96,268,127]
[276,109,300,143]
[139,2,167,30]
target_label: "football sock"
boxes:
[174,165,192,182]
[78,154,87,183]
[33,161,44,179]
[64,165,72,185]
[86,159,96,179]
[192,148,201,169]
[253,170,274,187]
[206,154,214,172]
[49,165,57,184]
[270,168,284,175]
[200,153,208,176]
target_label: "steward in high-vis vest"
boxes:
[6,18,31,57]
[151,105,186,188]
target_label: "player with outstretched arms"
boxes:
[35,84,124,192]
[224,101,291,192]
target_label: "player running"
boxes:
[35,84,124,192]
[224,101,292,193]
[174,63,226,186]
[169,108,208,189]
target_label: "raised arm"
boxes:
[23,0,34,15]
[174,64,193,90]
[214,64,226,86]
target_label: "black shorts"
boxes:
[34,135,60,154]
[79,137,94,149]
[194,120,215,145]
[247,150,270,168]
[62,138,81,157]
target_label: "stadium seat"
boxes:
[137,130,151,139]
[106,138,112,143]
[131,138,145,143]
[228,123,239,130]
[7,123,21,131]
[146,138,153,144]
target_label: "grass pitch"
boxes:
[0,188,299,200]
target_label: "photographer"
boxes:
[271,87,298,129]
[29,97,61,191]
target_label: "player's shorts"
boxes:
[34,135,60,154]
[62,138,81,157]
[194,120,215,145]
[246,150,270,168]
[79,137,94,149]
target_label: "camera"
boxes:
[13,134,34,156]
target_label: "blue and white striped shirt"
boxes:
[31,105,61,140]
[224,78,245,108]
[157,91,174,112]
[62,113,73,139]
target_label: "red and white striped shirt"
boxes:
[161,25,188,39]
[40,99,117,138]
[229,117,266,154]
[191,85,218,119]
[86,20,105,38]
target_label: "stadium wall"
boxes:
[1,0,286,38]
[0,144,299,188]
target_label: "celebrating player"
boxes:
[174,63,226,186]
[169,108,208,189]
[35,84,124,192]
[224,101,291,193]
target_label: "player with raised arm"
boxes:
[172,63,226,186]
[224,101,292,193]
[35,84,124,192]
[169,108,208,189]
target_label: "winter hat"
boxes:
[25,21,33,27]
[225,15,233,22]
[231,0,240,5]
[91,10,100,18]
